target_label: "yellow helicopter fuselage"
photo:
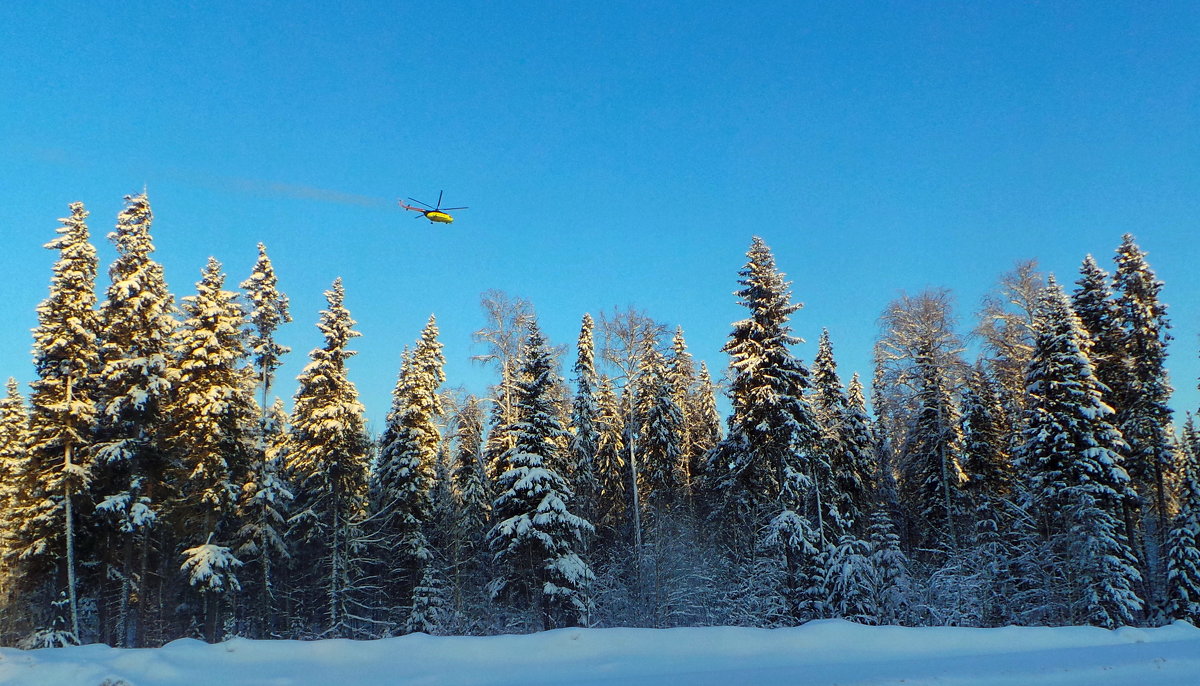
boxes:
[424,210,454,223]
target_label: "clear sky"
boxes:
[1,2,1197,431]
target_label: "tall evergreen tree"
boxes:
[569,314,601,526]
[285,278,372,637]
[170,258,257,538]
[0,382,29,608]
[91,193,178,647]
[959,365,1012,511]
[240,243,292,412]
[168,258,258,641]
[688,362,722,505]
[370,316,446,631]
[593,376,627,539]
[709,237,818,546]
[233,398,293,638]
[12,202,99,641]
[487,324,594,630]
[1166,416,1200,624]
[1111,234,1174,599]
[1022,281,1142,628]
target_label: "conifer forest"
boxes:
[2,194,1199,649]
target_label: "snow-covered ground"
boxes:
[2,620,1199,685]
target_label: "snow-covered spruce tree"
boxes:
[9,202,100,643]
[865,509,912,625]
[1166,416,1200,624]
[232,398,293,638]
[441,394,491,632]
[487,323,594,631]
[168,258,259,641]
[959,365,1012,512]
[1112,234,1174,603]
[1022,280,1143,628]
[593,376,627,542]
[239,242,292,412]
[285,278,372,638]
[811,330,871,537]
[874,289,968,558]
[688,362,722,507]
[369,315,445,632]
[664,328,699,503]
[708,237,819,552]
[759,464,825,625]
[0,380,31,640]
[1072,254,1128,406]
[637,342,685,517]
[841,374,879,528]
[91,193,178,647]
[569,314,601,527]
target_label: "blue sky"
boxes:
[1,2,1197,430]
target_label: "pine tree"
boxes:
[239,243,292,412]
[1166,416,1200,624]
[487,324,594,630]
[709,237,818,547]
[285,278,372,637]
[91,193,178,647]
[1022,281,1142,628]
[11,202,100,642]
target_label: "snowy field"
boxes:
[2,620,1200,686]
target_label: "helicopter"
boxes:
[399,191,468,224]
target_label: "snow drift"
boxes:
[3,619,1200,685]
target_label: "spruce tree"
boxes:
[0,382,29,602]
[239,243,292,412]
[1112,234,1174,598]
[593,376,627,539]
[1166,416,1200,624]
[959,365,1012,511]
[688,362,722,505]
[91,193,178,647]
[709,237,818,546]
[170,258,257,538]
[370,316,446,630]
[1022,281,1142,627]
[168,258,258,640]
[569,314,601,525]
[12,202,99,641]
[487,324,594,630]
[232,398,293,638]
[285,278,372,637]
